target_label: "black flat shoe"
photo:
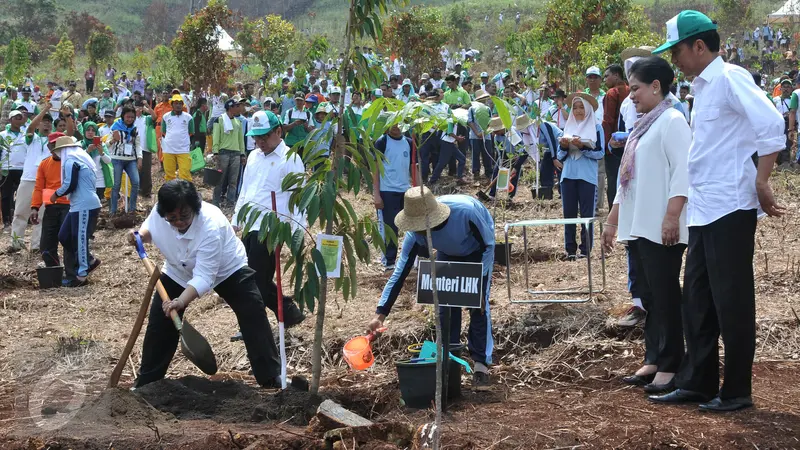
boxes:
[648,389,712,404]
[622,373,655,386]
[643,379,675,394]
[699,396,753,412]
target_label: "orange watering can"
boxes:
[343,327,387,371]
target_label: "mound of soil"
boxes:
[63,387,176,432]
[135,375,323,426]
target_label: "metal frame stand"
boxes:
[504,217,606,304]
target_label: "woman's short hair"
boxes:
[120,106,136,119]
[628,57,675,97]
[156,180,202,217]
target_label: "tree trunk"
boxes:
[310,0,357,397]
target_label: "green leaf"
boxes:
[294,262,304,302]
[291,228,304,256]
[306,261,319,296]
[333,201,350,227]
[298,184,318,211]
[322,181,336,224]
[280,221,292,250]
[257,210,271,244]
[342,199,359,227]
[304,283,316,313]
[307,195,321,227]
[491,95,513,131]
[311,248,327,277]
[342,276,350,301]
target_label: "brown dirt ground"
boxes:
[1,168,799,449]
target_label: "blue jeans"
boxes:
[111,159,140,214]
[470,138,495,176]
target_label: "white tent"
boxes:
[769,0,800,24]
[214,25,239,56]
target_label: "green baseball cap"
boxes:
[652,10,718,54]
[246,110,281,136]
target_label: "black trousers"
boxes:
[629,238,686,373]
[676,209,757,399]
[242,231,301,321]
[139,151,153,197]
[604,151,622,208]
[40,204,75,279]
[1,169,22,225]
[135,267,280,387]
[86,79,94,93]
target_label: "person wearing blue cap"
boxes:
[231,110,306,338]
[648,10,786,413]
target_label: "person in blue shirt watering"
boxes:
[366,187,495,389]
[373,124,414,272]
[557,93,605,261]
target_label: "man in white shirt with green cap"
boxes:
[648,10,785,413]
[231,110,306,341]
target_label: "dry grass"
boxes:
[0,167,799,445]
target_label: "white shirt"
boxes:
[1,129,27,170]
[688,57,785,227]
[774,95,791,115]
[21,133,50,181]
[430,79,444,90]
[134,115,148,155]
[232,141,306,232]
[162,111,193,154]
[142,202,248,296]
[614,109,690,245]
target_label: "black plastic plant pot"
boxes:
[395,359,461,409]
[203,167,223,186]
[37,266,64,289]
[494,242,512,267]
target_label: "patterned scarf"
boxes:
[618,99,673,199]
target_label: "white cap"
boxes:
[329,86,341,94]
[480,72,489,77]
[585,66,602,77]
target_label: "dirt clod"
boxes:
[135,375,323,425]
[65,387,175,431]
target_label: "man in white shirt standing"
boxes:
[649,10,786,412]
[232,111,306,337]
[160,95,194,181]
[128,179,283,388]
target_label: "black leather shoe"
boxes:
[648,389,712,404]
[622,373,655,386]
[283,303,306,328]
[643,379,675,394]
[699,396,753,412]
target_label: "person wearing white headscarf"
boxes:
[557,94,605,260]
[51,136,102,286]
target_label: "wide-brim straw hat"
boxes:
[486,116,506,134]
[514,114,534,130]
[53,136,79,150]
[395,187,451,232]
[474,89,491,102]
[621,46,656,61]
[566,92,599,111]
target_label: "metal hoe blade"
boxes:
[179,319,218,375]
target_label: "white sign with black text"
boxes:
[416,260,483,309]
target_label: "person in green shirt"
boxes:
[212,98,246,207]
[97,87,116,116]
[192,97,209,152]
[443,74,471,109]
[283,94,314,151]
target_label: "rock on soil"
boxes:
[135,375,323,425]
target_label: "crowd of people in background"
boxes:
[0,9,791,408]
